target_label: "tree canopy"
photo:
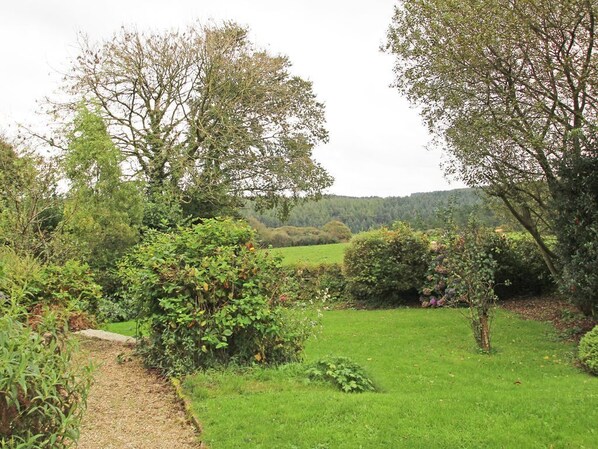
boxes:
[385,0,597,275]
[66,21,332,219]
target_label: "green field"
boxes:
[101,320,147,336]
[266,242,348,266]
[182,309,597,449]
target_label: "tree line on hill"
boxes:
[243,188,503,233]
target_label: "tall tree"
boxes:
[65,22,332,219]
[62,104,143,273]
[385,0,597,276]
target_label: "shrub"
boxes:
[0,312,92,448]
[37,260,103,315]
[555,150,598,316]
[490,233,554,298]
[322,220,352,242]
[344,223,429,304]
[0,250,101,325]
[578,326,598,375]
[119,218,314,376]
[443,222,498,352]
[283,263,347,305]
[306,356,376,393]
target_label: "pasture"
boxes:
[266,242,348,266]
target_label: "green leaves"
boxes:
[0,313,92,448]
[344,223,429,304]
[306,356,376,393]
[119,218,311,376]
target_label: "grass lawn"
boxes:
[101,320,147,337]
[267,242,348,266]
[182,309,597,449]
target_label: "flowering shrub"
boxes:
[118,218,314,376]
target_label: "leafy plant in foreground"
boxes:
[0,312,92,448]
[306,356,376,393]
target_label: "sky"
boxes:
[0,0,465,197]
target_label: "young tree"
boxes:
[0,137,64,261]
[65,22,332,219]
[62,104,143,273]
[443,222,499,352]
[385,0,597,277]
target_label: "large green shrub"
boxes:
[36,261,103,315]
[578,326,598,375]
[344,223,429,304]
[119,218,313,375]
[555,149,598,316]
[0,313,92,448]
[490,233,554,298]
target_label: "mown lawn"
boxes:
[182,309,597,449]
[266,242,348,266]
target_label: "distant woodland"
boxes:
[242,188,504,233]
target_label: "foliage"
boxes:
[0,138,68,262]
[282,263,347,305]
[305,356,376,393]
[0,249,101,329]
[491,233,554,298]
[62,103,143,279]
[385,0,597,278]
[65,22,332,219]
[321,220,352,242]
[442,222,498,352]
[119,218,313,375]
[0,248,44,306]
[0,312,92,448]
[421,231,553,304]
[36,260,103,317]
[245,188,501,233]
[578,326,598,375]
[258,224,338,248]
[554,147,598,316]
[344,223,429,304]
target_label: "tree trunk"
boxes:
[479,312,491,352]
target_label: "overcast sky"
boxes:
[0,0,464,197]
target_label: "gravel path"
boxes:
[76,338,202,449]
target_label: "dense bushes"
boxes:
[249,218,352,248]
[282,263,347,304]
[119,218,313,375]
[491,233,554,298]
[0,313,92,448]
[0,250,101,329]
[578,326,598,375]
[344,223,428,303]
[555,150,598,316]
